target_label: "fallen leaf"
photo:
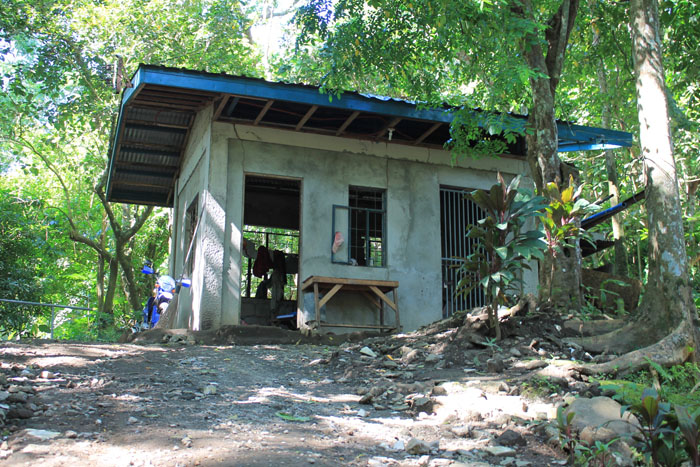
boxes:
[275,412,311,422]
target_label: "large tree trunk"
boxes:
[574,0,700,360]
[102,257,119,317]
[95,172,154,315]
[96,252,105,314]
[517,0,583,310]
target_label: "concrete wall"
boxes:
[172,108,535,332]
[220,123,531,332]
[171,107,212,330]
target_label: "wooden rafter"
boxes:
[295,105,318,131]
[336,110,361,135]
[413,122,442,145]
[376,117,402,139]
[254,100,275,125]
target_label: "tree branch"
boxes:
[94,169,122,237]
[9,135,75,220]
[544,0,580,94]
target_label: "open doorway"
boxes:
[240,175,301,329]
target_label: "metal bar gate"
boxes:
[440,187,486,317]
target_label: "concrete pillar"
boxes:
[192,135,228,330]
[221,127,244,325]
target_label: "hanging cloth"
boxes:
[253,245,273,278]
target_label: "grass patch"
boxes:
[597,362,700,409]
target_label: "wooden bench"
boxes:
[301,276,400,332]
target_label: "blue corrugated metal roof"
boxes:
[106,65,634,206]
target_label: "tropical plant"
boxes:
[622,387,697,467]
[456,173,547,340]
[540,175,595,310]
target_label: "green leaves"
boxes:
[457,172,546,339]
[540,175,595,257]
[275,412,312,422]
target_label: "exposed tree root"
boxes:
[506,293,537,318]
[562,318,625,337]
[565,314,673,355]
[574,321,696,377]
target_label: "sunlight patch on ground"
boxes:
[235,385,358,406]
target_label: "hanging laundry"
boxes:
[332,231,344,254]
[242,238,258,259]
[272,250,287,284]
[270,269,284,312]
[253,245,273,277]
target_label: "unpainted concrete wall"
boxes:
[172,110,537,332]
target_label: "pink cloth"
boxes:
[332,231,344,254]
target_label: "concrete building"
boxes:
[106,65,633,333]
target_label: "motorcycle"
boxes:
[134,260,191,332]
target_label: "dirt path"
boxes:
[0,326,578,466]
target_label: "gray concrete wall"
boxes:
[215,123,532,333]
[173,111,535,333]
[171,107,212,330]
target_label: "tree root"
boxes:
[574,321,696,377]
[565,315,671,355]
[562,318,625,337]
[506,293,537,318]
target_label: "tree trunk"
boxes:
[95,173,154,315]
[116,243,142,313]
[96,252,105,314]
[102,257,119,317]
[517,0,582,310]
[574,0,700,359]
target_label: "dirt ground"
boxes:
[0,312,604,467]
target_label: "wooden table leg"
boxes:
[392,288,400,331]
[313,282,320,329]
[380,296,385,330]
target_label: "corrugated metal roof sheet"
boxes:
[106,65,633,206]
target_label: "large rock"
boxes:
[565,397,639,438]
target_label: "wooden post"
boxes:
[313,282,320,329]
[392,288,400,331]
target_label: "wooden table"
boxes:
[301,276,400,332]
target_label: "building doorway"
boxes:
[240,175,301,328]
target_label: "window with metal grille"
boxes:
[184,195,198,276]
[349,187,385,267]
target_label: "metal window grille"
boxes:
[440,187,486,317]
[241,229,299,299]
[184,195,198,276]
[349,187,385,267]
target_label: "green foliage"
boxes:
[600,364,700,422]
[541,175,594,258]
[0,0,267,340]
[557,405,620,466]
[457,173,546,339]
[559,386,700,466]
[578,279,629,321]
[596,360,700,465]
[290,0,565,158]
[448,109,528,160]
[522,375,560,399]
[0,185,56,337]
[556,405,578,464]
[622,388,688,467]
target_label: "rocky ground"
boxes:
[0,310,637,466]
